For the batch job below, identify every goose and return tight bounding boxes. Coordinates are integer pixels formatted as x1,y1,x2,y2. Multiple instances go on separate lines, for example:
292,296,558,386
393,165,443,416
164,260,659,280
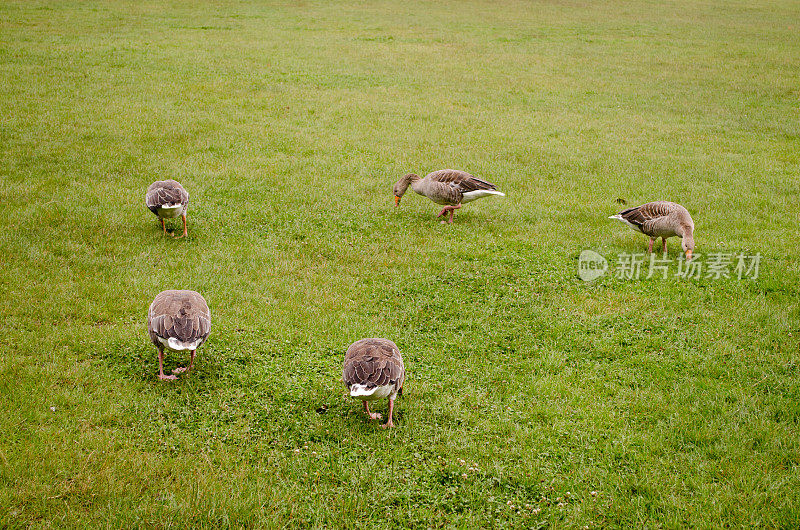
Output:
342,338,405,428
610,201,695,259
392,169,505,223
147,290,211,380
146,180,189,238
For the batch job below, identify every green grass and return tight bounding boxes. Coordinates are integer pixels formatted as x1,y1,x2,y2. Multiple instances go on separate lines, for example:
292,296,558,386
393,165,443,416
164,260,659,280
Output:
1,0,799,526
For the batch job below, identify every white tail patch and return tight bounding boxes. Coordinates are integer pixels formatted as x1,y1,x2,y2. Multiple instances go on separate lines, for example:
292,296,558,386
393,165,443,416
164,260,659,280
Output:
461,190,506,203
609,214,638,230
349,383,394,401
158,204,183,219
159,336,202,351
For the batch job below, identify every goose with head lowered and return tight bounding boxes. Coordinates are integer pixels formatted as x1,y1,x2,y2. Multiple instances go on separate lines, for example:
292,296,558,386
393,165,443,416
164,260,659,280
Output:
610,201,695,259
146,179,189,238
343,338,405,428
148,290,211,380
392,169,505,224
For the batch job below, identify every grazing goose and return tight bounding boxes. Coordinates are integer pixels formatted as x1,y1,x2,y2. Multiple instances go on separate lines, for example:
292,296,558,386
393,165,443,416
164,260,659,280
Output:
146,180,189,238
148,290,211,381
343,338,405,428
392,169,505,224
610,201,695,259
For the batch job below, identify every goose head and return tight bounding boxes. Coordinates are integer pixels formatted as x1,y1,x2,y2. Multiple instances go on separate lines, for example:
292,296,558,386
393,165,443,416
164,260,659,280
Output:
681,225,695,260
392,173,419,207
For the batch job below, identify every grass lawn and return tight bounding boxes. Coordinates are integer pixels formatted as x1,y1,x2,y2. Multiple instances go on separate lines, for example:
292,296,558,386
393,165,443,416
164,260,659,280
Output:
1,0,799,526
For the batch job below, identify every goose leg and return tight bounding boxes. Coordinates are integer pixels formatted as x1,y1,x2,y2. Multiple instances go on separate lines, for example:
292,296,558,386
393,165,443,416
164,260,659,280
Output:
381,399,395,429
363,401,382,421
438,203,462,224
661,237,667,254
173,213,187,239
172,350,196,375
160,218,166,235
158,348,177,381
647,238,654,253
446,203,462,224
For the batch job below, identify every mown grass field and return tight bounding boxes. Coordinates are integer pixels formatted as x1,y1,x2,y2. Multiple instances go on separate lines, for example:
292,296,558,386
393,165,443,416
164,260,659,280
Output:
1,0,799,527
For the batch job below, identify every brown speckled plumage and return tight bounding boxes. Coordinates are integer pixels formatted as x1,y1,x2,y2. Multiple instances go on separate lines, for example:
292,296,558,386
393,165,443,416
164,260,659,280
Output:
148,290,211,350
343,338,405,395
146,180,189,217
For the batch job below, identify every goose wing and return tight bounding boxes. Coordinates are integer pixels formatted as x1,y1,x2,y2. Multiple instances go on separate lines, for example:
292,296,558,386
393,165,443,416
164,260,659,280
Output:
343,338,405,393
615,201,681,235
148,290,211,346
427,169,498,193
146,180,189,213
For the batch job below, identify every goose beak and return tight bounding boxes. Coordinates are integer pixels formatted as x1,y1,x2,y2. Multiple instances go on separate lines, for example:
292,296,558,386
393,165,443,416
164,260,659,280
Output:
685,250,693,261
394,196,400,207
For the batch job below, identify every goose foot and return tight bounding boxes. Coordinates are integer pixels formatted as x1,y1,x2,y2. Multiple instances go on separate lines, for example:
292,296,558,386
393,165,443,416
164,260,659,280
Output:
172,351,196,375
363,401,382,421
158,373,177,381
